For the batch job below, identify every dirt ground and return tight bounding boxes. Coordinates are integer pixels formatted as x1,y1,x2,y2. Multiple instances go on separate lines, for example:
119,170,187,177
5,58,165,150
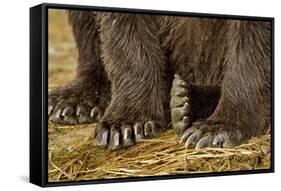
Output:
47,9,271,182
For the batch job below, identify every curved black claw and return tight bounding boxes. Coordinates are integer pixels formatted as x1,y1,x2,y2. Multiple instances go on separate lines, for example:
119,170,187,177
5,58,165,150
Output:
93,120,165,150
170,74,192,135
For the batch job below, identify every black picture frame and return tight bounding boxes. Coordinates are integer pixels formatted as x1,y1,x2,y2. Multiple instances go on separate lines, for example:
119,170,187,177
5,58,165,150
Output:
30,3,275,187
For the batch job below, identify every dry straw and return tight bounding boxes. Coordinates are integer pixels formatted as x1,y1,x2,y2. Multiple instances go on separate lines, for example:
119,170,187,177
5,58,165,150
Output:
48,123,271,182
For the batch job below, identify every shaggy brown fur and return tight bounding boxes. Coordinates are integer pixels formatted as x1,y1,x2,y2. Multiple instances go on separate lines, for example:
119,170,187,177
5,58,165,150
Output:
168,18,271,148
48,11,111,125
48,11,271,150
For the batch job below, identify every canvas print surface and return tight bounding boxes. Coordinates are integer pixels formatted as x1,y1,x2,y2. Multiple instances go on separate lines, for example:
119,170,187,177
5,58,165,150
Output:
48,8,272,182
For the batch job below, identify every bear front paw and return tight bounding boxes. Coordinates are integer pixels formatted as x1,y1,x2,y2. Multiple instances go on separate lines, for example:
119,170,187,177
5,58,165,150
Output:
93,120,165,150
180,120,242,149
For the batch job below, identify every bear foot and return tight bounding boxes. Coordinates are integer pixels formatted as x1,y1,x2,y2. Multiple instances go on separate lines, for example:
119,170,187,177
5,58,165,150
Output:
170,74,192,135
48,84,105,125
93,121,165,150
170,74,242,149
180,120,242,149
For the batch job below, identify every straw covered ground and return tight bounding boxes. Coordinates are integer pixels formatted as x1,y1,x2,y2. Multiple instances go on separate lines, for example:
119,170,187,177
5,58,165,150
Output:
48,9,271,182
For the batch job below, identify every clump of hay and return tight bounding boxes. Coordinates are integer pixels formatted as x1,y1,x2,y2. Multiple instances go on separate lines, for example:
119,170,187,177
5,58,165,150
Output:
48,123,271,182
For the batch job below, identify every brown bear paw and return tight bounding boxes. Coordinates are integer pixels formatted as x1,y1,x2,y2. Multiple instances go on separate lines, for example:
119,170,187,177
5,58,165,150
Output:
93,121,165,150
48,86,103,125
170,74,192,135
180,120,242,149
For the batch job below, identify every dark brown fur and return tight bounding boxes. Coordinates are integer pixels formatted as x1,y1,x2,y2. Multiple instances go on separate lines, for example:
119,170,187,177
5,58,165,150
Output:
48,11,111,124
48,11,271,150
167,18,271,147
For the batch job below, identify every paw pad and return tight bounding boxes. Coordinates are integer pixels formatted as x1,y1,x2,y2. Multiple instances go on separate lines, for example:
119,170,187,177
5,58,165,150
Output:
170,74,191,135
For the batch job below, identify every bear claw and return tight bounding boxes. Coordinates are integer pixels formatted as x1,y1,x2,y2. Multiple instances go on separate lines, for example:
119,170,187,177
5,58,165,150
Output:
93,120,164,150
180,123,241,149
